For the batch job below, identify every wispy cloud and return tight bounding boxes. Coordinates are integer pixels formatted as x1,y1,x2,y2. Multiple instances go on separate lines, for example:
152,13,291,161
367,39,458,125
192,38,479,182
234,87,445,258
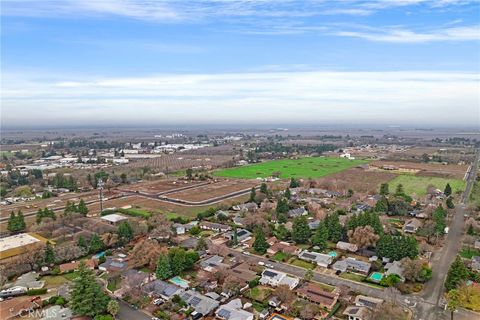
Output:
335,24,480,43
2,70,478,126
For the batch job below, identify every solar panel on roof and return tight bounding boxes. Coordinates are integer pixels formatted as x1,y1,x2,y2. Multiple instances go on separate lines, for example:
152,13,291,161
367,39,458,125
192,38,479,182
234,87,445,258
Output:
263,270,277,277
190,296,202,306
217,309,231,319
237,230,247,236
183,293,192,300
349,308,359,314
302,253,317,260
164,286,177,296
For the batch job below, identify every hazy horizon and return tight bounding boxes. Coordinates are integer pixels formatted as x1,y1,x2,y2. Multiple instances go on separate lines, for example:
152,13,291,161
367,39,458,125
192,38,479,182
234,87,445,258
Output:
1,1,480,127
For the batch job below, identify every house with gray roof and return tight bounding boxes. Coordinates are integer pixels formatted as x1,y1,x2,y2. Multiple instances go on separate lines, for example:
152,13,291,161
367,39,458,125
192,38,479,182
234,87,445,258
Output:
98,259,127,272
298,250,333,268
332,257,371,275
181,290,220,316
287,207,308,218
142,280,184,300
224,228,252,243
215,298,254,320
385,260,405,282
259,269,299,289
200,255,225,272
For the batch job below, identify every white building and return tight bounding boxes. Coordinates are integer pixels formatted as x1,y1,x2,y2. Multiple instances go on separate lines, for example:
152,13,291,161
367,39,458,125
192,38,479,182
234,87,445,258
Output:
259,269,299,290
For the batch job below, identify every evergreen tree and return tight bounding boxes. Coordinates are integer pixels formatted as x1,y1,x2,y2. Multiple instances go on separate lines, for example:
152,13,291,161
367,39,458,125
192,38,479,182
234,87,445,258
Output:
7,211,16,232
16,210,26,231
71,262,109,317
276,198,289,214
433,205,447,235
395,184,404,195
375,196,388,213
444,183,452,197
380,183,389,195
117,221,134,245
289,178,300,188
324,212,344,242
446,196,455,209
311,221,328,250
89,234,105,254
169,248,186,275
156,254,172,280
253,227,269,254
7,210,26,232
445,256,469,291
284,188,291,200
77,235,88,250
249,187,256,203
77,199,89,215
44,242,55,264
292,216,311,244
376,235,418,261
232,225,238,246
260,183,268,195
275,224,289,240
120,173,127,184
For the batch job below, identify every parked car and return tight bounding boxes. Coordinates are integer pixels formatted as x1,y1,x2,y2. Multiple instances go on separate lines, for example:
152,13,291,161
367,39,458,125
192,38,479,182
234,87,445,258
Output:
153,298,164,306
258,261,265,266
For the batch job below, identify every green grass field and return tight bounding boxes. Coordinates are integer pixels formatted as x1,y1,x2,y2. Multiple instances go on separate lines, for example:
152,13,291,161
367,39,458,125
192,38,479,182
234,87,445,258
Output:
215,157,367,179
389,175,465,197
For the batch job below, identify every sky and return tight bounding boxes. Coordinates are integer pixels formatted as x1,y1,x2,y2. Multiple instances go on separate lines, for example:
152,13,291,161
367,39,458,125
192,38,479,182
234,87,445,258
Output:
1,0,479,128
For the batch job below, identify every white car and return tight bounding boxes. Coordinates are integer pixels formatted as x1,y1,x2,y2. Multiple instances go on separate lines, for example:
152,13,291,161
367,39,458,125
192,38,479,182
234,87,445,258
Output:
258,261,265,266
266,264,274,269
242,251,250,255
153,298,164,306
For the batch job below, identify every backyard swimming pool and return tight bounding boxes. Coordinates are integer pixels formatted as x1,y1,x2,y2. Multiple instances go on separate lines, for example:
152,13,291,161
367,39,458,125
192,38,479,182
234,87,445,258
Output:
169,276,190,288
328,251,337,258
368,272,384,282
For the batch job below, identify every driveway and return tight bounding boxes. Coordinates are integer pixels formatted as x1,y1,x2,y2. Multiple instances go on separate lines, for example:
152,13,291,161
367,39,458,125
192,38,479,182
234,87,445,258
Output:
117,300,152,320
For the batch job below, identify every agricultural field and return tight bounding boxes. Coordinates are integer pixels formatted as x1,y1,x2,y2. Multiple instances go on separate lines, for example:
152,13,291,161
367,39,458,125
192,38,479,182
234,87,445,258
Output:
315,168,396,194
165,179,258,202
215,157,367,179
117,178,205,195
371,160,468,179
125,154,234,172
389,175,465,197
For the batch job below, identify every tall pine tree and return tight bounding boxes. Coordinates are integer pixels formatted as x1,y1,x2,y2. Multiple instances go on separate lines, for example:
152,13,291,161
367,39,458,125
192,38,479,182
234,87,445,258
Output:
71,262,109,317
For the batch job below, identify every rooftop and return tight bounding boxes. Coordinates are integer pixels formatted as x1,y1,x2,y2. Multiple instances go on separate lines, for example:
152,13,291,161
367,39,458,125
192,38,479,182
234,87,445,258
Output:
100,213,129,223
0,233,48,260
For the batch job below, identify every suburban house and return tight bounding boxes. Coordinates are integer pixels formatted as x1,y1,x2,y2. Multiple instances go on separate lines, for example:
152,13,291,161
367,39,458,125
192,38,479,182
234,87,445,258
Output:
471,256,480,272
296,282,339,310
59,259,96,273
267,242,300,256
122,269,150,289
233,203,258,212
475,239,480,250
385,261,406,282
266,236,279,246
0,296,42,320
200,255,226,272
100,213,129,226
287,207,308,218
224,229,252,243
259,269,299,290
98,258,127,272
215,298,254,320
228,263,258,285
200,222,231,233
336,241,359,253
354,295,384,310
181,290,220,316
332,258,371,275
403,218,423,234
142,280,184,300
298,250,333,268
343,306,369,320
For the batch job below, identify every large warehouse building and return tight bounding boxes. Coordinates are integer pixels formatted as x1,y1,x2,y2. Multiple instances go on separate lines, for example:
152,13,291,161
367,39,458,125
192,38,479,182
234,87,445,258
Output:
0,233,49,261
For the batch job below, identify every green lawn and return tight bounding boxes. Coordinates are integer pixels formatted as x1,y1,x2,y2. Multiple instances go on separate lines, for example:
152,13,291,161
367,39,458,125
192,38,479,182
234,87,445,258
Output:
215,157,367,179
339,272,366,282
63,271,81,281
119,207,152,218
272,252,288,262
107,277,121,292
289,258,315,270
245,287,272,302
42,275,69,286
389,175,465,197
459,246,480,259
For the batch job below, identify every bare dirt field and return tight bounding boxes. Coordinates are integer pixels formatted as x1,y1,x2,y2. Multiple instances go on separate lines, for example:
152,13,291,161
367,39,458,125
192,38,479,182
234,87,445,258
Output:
125,154,235,172
117,179,205,195
315,168,396,194
370,161,468,179
165,179,258,202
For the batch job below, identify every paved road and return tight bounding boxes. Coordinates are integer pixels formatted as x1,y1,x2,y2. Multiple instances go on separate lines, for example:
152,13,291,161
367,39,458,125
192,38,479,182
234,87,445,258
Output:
117,300,152,320
412,149,480,320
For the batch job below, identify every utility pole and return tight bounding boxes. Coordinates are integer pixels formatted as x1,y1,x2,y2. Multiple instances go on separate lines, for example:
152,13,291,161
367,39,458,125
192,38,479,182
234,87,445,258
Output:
97,178,104,215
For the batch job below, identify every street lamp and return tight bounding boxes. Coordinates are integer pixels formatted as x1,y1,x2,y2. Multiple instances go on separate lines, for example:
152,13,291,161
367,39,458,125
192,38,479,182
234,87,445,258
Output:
97,178,104,214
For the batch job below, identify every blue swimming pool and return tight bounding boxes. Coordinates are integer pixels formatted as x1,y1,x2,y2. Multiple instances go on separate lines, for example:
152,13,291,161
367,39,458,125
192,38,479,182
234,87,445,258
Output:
328,251,337,258
368,272,384,282
169,276,190,288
